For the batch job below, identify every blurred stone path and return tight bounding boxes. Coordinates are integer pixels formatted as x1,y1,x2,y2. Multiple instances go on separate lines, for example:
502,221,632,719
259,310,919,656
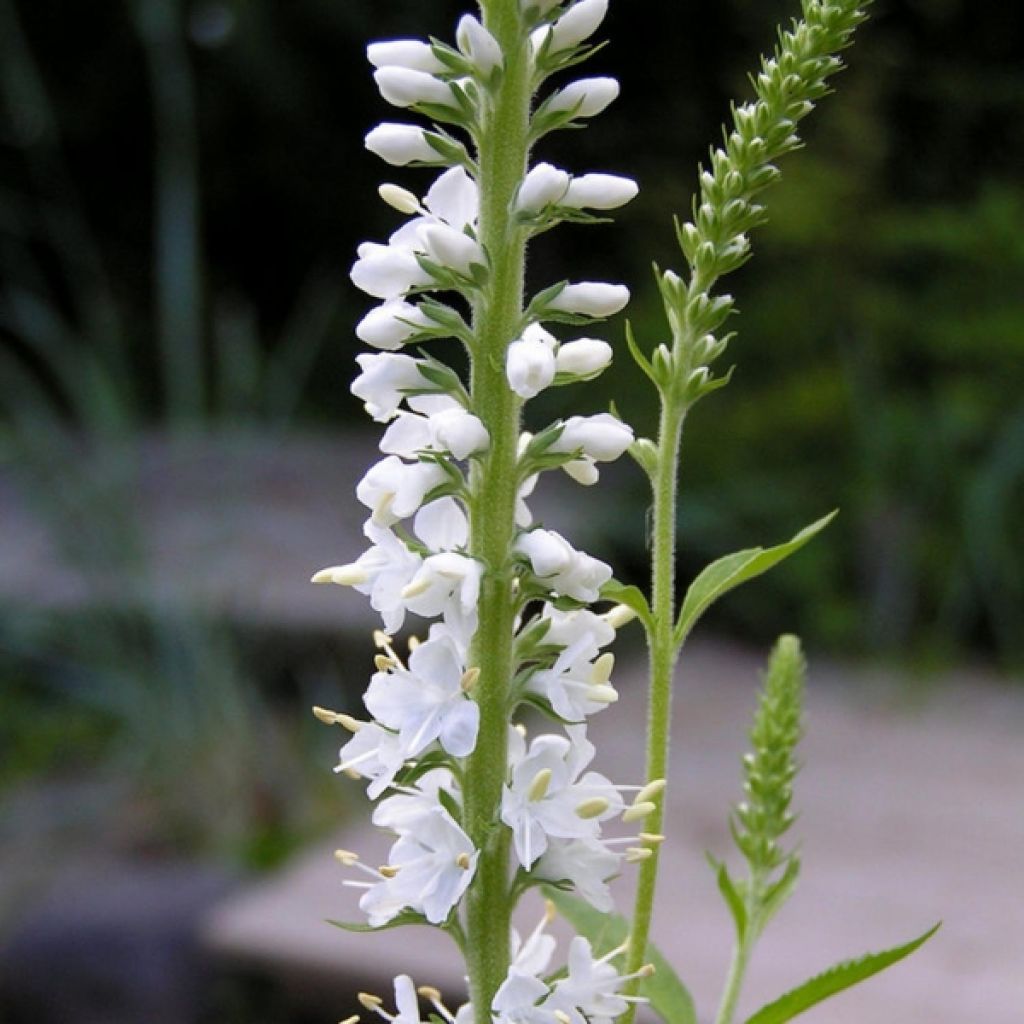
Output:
204,639,1024,1024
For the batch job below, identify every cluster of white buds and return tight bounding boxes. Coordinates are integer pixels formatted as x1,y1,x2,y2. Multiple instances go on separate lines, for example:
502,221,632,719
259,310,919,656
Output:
314,2,658,1020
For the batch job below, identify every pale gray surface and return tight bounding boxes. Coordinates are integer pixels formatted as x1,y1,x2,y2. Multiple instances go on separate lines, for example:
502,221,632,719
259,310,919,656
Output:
203,640,1024,1024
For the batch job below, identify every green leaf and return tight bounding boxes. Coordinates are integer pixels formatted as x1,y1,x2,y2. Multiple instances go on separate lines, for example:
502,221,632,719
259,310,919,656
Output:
544,889,698,1024
328,911,431,934
674,511,837,648
708,854,747,940
743,924,940,1024
600,579,654,632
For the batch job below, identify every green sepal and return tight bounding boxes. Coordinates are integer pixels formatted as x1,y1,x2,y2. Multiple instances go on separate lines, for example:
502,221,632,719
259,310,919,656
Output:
436,786,463,825
708,853,747,941
625,320,659,387
757,854,801,934
599,578,654,632
515,691,583,727
743,924,940,1024
328,911,431,934
673,511,837,649
544,889,698,1024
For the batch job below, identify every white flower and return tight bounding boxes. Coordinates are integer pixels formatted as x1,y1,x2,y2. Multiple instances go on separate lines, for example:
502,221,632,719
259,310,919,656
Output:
515,163,571,213
356,299,435,350
549,937,634,1024
545,0,609,53
414,496,469,551
381,404,490,461
357,455,449,526
420,222,485,276
516,529,612,603
312,521,422,634
501,729,621,868
386,975,428,1024
547,77,620,118
365,123,442,166
549,282,630,317
535,837,621,912
457,15,503,74
351,241,433,300
364,630,479,758
528,633,617,721
506,325,557,398
351,352,427,421
402,551,483,645
374,67,458,109
563,173,639,211
335,721,409,799
539,604,617,650
551,413,634,462
492,970,559,1024
555,338,612,376
373,768,457,834
367,39,446,74
359,808,478,926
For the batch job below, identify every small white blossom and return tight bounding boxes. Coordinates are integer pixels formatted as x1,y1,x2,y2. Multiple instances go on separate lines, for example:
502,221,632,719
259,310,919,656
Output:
374,66,458,109
373,768,457,834
507,324,557,398
420,222,484,276
516,163,571,213
351,351,427,421
563,173,639,211
492,971,560,1024
549,282,630,317
402,551,483,645
547,77,620,118
516,529,612,603
545,0,609,53
357,455,449,526
351,241,433,300
540,604,617,650
535,837,621,912
356,299,435,350
381,404,490,461
551,413,634,462
457,15,503,75
555,338,612,376
367,39,446,74
364,629,479,758
549,937,636,1024
365,123,441,166
501,729,621,868
528,633,617,721
414,496,469,552
360,808,478,926
336,721,408,799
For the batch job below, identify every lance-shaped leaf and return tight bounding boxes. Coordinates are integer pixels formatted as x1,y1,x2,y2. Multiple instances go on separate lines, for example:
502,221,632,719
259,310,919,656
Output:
328,911,432,933
544,888,698,1024
743,924,940,1024
673,512,837,649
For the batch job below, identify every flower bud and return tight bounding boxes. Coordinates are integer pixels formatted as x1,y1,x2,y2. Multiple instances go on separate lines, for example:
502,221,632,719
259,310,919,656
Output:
548,0,609,52
553,413,634,461
373,67,456,109
355,300,433,350
555,338,612,376
456,15,503,75
547,77,620,118
365,123,439,166
563,173,639,211
367,39,446,74
516,163,571,213
421,223,484,275
506,326,557,399
549,282,630,317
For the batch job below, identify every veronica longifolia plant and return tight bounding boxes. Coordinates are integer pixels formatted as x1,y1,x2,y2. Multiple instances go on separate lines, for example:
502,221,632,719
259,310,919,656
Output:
312,2,937,1022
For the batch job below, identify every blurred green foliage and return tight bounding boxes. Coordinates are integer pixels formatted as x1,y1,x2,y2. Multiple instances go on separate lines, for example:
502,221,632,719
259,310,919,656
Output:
0,0,1021,672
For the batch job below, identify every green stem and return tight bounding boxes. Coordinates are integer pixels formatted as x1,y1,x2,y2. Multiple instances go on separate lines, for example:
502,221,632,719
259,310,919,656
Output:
714,933,753,1024
464,0,532,1015
621,398,686,1021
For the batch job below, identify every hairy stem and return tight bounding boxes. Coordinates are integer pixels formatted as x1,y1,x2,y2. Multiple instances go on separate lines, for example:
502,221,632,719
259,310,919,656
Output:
621,398,685,1021
464,0,532,1014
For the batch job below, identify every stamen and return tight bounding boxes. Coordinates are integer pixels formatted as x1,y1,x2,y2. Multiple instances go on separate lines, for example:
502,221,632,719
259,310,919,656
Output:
312,706,340,725
461,666,481,693
374,654,396,672
623,801,657,823
636,778,667,803
337,714,363,733
456,852,472,870
357,994,383,1009
418,987,455,1024
587,684,619,704
553,1012,572,1024
590,652,615,685
598,940,629,963
373,630,393,649
343,768,362,780
604,603,637,629
334,849,359,867
338,1016,361,1024
311,564,368,586
639,832,666,845
417,987,442,1002
401,577,432,599
378,183,422,215
378,865,400,878
408,635,421,651
625,847,653,863
514,723,527,737
527,768,553,802
575,796,610,819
